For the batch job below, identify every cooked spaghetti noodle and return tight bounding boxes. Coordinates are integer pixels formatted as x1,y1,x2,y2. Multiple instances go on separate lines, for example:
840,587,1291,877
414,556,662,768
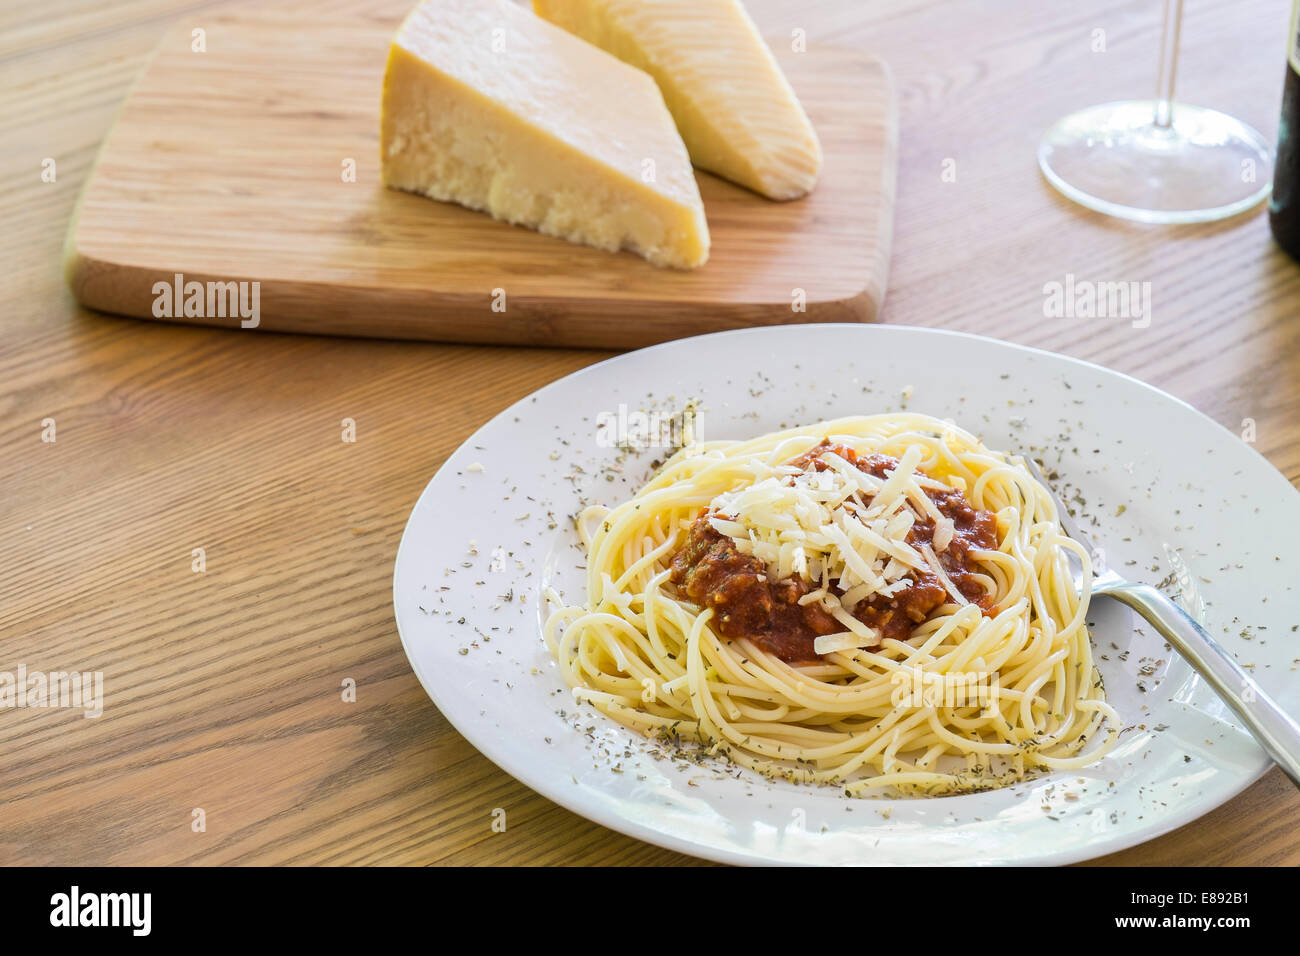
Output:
545,413,1118,795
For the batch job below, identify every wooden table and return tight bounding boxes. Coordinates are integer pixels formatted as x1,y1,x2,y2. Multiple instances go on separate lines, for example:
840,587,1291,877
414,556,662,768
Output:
3,0,1297,866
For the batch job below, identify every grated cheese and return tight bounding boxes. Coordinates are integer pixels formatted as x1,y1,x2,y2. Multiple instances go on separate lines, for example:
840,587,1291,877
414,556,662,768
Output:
813,631,876,656
707,443,971,615
920,542,971,606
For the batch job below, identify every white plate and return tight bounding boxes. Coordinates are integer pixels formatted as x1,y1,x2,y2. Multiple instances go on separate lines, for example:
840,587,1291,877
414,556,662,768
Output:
393,325,1300,865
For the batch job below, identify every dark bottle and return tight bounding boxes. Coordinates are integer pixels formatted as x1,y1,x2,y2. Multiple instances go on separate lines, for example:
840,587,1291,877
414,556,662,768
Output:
1271,3,1300,260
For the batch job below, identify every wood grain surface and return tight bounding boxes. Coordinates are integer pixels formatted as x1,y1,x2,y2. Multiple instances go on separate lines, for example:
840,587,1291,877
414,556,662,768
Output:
64,0,896,348
2,0,1299,866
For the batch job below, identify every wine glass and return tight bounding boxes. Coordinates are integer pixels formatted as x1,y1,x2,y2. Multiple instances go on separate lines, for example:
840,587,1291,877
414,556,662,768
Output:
1038,0,1273,224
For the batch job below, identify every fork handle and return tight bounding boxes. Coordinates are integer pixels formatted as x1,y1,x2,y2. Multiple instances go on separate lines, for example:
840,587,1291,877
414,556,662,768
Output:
1102,583,1300,788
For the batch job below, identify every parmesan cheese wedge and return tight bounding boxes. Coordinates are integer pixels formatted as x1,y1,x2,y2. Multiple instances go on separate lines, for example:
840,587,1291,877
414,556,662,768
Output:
381,0,710,269
533,0,823,200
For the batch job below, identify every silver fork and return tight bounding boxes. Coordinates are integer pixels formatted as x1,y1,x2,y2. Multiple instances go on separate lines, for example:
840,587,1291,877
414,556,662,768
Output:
1025,458,1300,787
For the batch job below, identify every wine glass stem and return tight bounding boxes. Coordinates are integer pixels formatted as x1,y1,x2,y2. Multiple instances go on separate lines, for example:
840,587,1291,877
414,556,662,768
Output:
1154,0,1184,128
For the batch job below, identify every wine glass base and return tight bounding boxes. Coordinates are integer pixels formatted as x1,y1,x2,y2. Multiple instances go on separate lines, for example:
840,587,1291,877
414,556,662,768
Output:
1038,100,1273,224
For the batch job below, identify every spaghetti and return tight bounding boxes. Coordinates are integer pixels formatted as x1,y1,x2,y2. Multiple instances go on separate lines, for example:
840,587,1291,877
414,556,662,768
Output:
545,413,1119,795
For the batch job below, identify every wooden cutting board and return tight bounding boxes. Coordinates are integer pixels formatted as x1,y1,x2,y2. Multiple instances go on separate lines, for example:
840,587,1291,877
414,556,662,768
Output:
65,0,897,349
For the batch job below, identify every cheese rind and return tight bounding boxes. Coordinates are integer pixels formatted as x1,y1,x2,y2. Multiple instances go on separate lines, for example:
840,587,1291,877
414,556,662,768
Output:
533,0,822,201
381,0,709,268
